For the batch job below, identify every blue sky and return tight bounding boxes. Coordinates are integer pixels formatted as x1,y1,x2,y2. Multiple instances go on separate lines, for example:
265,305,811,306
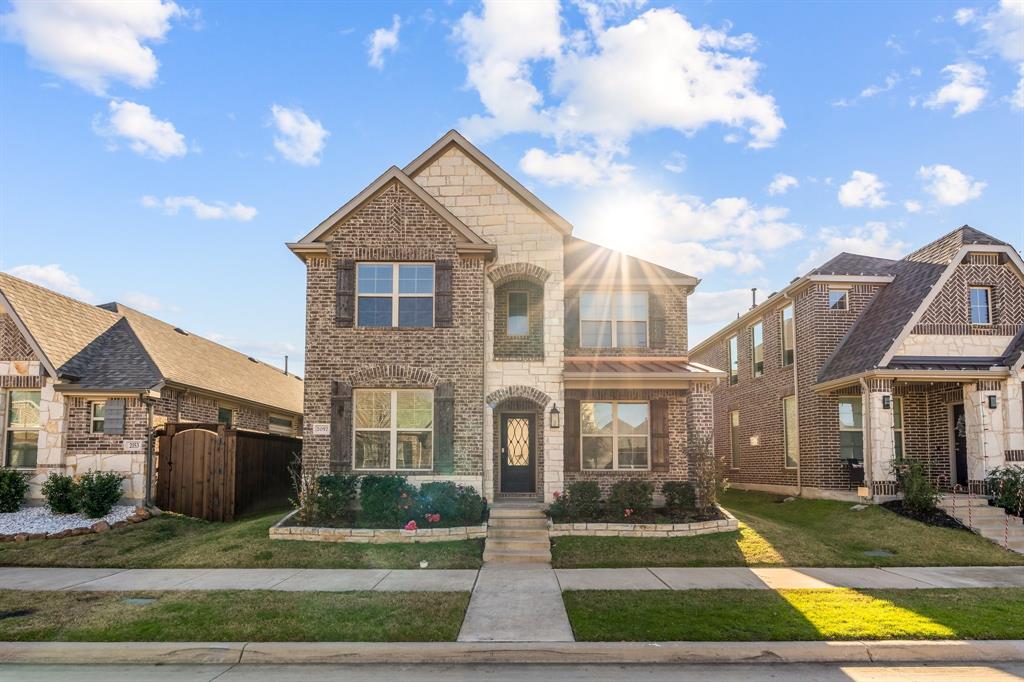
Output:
1,0,1022,375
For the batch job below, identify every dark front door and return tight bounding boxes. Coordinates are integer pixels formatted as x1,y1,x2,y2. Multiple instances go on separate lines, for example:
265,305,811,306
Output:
952,403,968,487
500,413,535,493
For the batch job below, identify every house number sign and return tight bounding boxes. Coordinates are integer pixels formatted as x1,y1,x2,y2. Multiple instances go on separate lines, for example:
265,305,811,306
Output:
123,440,145,453
312,423,331,436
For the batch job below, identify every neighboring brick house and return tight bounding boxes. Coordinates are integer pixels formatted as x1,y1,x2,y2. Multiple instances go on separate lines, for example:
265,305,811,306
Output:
690,226,1024,502
0,273,304,503
289,130,722,503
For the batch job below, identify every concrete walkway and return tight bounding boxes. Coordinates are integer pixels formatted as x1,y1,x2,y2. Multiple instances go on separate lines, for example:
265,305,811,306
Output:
458,564,573,642
0,565,1020,593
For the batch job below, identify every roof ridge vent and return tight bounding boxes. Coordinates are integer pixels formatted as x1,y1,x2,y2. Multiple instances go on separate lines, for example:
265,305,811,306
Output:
173,327,189,336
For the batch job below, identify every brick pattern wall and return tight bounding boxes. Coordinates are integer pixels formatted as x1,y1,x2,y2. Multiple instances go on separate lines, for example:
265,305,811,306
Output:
914,259,1024,335
493,280,544,360
564,387,691,495
301,180,485,478
0,314,35,361
565,283,689,357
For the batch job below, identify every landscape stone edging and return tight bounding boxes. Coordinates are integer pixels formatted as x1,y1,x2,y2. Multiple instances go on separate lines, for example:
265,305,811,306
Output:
0,507,153,543
269,510,488,544
548,505,739,538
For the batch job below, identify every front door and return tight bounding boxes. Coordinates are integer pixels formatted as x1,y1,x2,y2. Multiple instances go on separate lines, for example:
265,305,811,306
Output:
952,403,968,487
500,413,535,493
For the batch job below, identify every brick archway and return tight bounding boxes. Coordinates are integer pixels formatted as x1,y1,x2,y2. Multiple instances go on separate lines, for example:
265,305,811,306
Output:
487,262,551,289
347,364,442,387
486,385,551,409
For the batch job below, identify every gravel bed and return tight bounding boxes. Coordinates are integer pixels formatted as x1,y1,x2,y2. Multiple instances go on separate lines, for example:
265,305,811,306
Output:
0,505,136,535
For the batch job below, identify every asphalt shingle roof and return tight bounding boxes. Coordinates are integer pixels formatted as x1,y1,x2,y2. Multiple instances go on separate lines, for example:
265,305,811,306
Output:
810,252,897,277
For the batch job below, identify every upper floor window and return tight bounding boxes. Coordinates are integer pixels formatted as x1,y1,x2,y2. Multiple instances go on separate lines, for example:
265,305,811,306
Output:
353,389,433,470
507,291,529,336
580,292,648,348
750,321,764,378
729,410,741,469
581,401,650,470
838,397,863,461
781,304,795,366
90,402,105,434
969,287,991,325
828,288,848,311
5,390,40,468
357,263,434,328
727,335,739,385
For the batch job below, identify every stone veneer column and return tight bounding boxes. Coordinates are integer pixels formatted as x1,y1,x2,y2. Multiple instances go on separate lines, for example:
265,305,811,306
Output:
864,378,896,492
1002,374,1023,461
964,381,1007,481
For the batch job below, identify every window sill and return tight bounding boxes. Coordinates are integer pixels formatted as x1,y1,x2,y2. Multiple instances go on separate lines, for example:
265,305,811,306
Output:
580,468,653,474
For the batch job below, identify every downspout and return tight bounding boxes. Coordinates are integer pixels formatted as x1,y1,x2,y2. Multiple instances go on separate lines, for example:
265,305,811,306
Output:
859,377,872,500
140,394,155,508
783,293,801,496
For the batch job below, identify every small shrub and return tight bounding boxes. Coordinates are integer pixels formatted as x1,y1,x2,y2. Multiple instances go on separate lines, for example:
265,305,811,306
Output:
454,485,486,525
987,466,1024,516
662,481,696,514
75,471,125,518
608,479,653,520
289,457,319,526
416,481,460,525
42,473,77,514
895,461,939,515
547,490,570,522
359,474,415,527
689,432,720,512
0,469,29,513
315,473,359,523
565,481,602,521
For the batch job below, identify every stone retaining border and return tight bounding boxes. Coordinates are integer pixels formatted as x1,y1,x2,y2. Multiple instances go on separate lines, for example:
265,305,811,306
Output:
549,505,739,538
269,510,487,544
0,507,153,543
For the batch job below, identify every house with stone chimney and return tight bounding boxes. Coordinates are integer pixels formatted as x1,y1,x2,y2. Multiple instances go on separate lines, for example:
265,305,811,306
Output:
690,226,1024,502
288,130,721,508
0,273,304,503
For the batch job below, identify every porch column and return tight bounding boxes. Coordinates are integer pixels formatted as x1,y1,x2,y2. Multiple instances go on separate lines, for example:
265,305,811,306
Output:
964,380,1007,484
864,378,896,495
1004,376,1024,461
483,402,495,501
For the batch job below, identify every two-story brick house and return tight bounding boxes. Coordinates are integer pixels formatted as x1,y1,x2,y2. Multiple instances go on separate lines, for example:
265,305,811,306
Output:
690,226,1024,501
289,131,721,503
0,273,304,503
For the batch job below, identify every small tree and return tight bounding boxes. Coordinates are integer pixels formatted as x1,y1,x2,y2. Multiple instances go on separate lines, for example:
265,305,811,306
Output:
689,432,719,512
894,461,939,514
288,454,320,526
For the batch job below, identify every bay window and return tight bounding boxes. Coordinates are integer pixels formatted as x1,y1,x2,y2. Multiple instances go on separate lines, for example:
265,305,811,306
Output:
581,401,649,470
357,263,434,328
354,389,433,470
580,292,648,348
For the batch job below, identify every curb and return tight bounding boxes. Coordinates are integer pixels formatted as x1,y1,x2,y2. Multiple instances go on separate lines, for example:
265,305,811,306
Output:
0,640,1021,665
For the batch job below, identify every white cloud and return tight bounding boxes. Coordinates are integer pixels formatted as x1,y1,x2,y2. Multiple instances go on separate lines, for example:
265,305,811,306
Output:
798,223,908,272
838,170,889,208
924,62,987,116
270,104,329,166
95,100,187,160
904,199,923,213
976,0,1024,63
860,72,900,98
7,264,93,300
954,8,977,25
367,14,401,69
688,288,755,325
1013,64,1024,109
141,195,257,221
917,164,986,206
120,292,164,313
454,3,784,157
519,147,633,186
0,0,184,94
766,173,799,196
662,152,686,173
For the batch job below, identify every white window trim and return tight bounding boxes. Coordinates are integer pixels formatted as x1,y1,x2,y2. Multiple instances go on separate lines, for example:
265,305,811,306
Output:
782,395,798,469
969,286,992,326
4,388,41,469
581,400,651,471
507,290,530,336
268,414,294,435
827,286,850,311
781,304,795,366
353,389,433,471
355,262,435,328
729,410,741,469
217,406,235,428
727,335,739,385
90,401,105,434
837,396,864,460
750,321,764,378
579,291,649,349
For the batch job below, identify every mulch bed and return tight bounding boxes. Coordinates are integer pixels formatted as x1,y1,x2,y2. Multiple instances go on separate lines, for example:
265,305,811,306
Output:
549,509,725,525
881,500,967,530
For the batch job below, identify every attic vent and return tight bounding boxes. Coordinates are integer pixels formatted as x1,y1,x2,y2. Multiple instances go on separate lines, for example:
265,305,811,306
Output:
173,327,189,336
248,356,259,363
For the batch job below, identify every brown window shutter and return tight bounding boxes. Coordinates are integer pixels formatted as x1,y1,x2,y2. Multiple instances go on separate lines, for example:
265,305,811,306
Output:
564,398,580,472
103,399,125,435
435,259,453,328
434,382,455,474
331,381,353,470
649,292,666,349
651,398,669,471
336,260,355,327
564,295,580,349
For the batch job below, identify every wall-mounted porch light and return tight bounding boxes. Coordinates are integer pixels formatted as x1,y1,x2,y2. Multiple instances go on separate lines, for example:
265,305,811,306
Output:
550,403,560,429
988,394,998,410
882,395,892,410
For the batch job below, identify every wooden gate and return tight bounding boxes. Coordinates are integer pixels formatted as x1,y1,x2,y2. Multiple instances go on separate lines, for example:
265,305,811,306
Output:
155,423,299,522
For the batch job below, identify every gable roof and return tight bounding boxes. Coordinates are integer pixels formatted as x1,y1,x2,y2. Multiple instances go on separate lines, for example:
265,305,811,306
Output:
810,252,897,277
288,165,492,260
904,224,1008,265
403,130,573,236
564,237,699,286
0,273,303,415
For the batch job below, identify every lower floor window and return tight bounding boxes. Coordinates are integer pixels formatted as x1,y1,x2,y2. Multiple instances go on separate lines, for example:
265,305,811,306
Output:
354,389,433,470
782,396,798,469
838,396,863,461
892,396,904,462
269,415,293,435
581,401,649,470
5,390,40,468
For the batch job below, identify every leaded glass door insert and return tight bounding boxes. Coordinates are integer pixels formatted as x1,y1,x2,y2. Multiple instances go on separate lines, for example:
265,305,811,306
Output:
500,413,536,493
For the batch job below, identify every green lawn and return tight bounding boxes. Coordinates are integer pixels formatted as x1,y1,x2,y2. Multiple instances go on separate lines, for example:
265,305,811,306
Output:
0,510,483,569
564,588,1024,641
551,489,1024,568
0,589,468,641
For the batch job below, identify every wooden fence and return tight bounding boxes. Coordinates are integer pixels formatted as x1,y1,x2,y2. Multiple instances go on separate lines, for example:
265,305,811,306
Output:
155,423,300,522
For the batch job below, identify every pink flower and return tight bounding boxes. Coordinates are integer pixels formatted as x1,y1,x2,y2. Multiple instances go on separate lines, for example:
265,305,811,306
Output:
553,491,562,499
425,513,441,523
404,520,417,531
624,508,634,518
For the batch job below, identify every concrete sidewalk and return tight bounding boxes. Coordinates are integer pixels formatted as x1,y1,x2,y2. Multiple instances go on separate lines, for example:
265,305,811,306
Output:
458,565,573,642
0,565,1020,592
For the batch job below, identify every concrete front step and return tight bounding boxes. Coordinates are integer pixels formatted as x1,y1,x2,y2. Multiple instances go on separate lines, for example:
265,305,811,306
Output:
489,507,546,519
488,517,549,530
482,548,552,563
938,496,992,508
484,538,551,552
